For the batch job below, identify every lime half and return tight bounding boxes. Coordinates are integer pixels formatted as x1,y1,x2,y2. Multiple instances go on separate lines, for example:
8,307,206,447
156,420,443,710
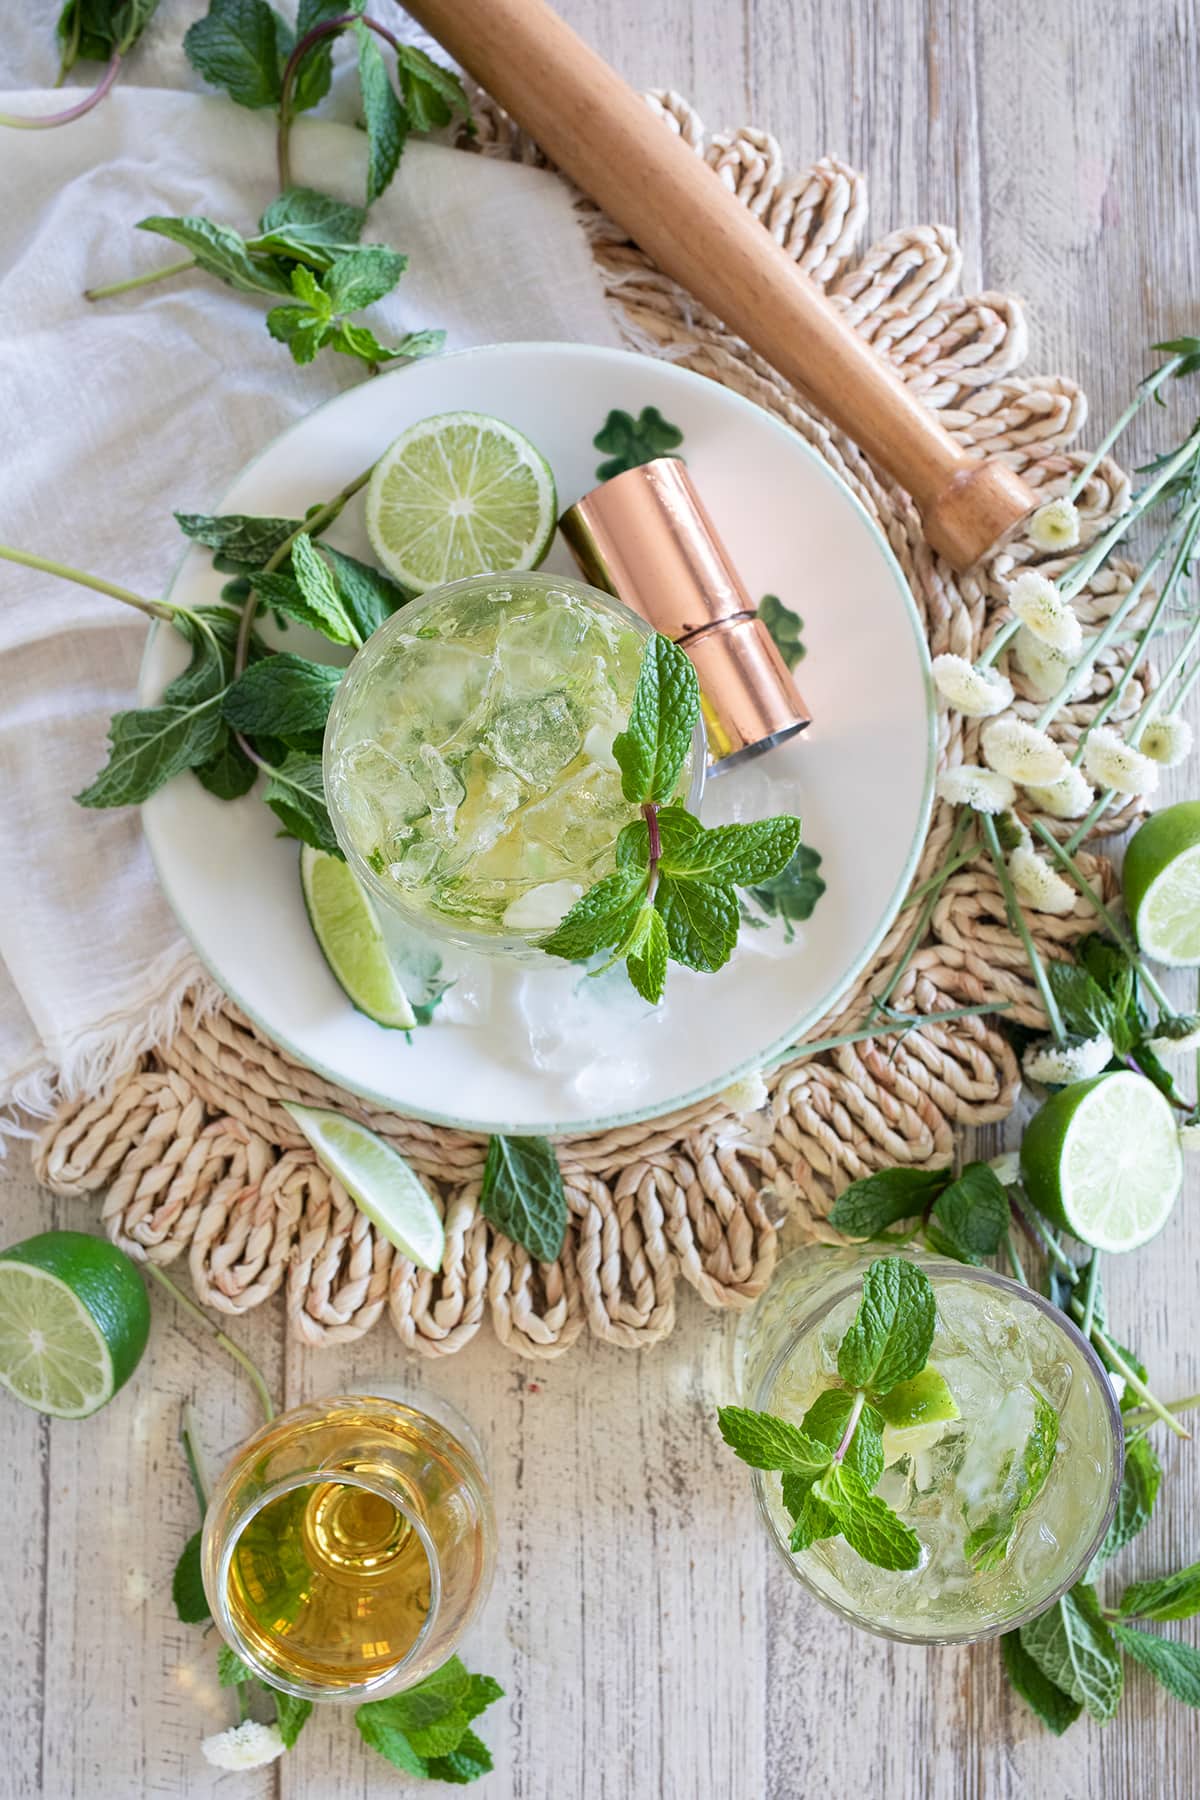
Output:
1124,801,1200,967
1020,1070,1182,1252
0,1231,149,1418
283,1103,445,1271
301,846,416,1029
365,411,557,591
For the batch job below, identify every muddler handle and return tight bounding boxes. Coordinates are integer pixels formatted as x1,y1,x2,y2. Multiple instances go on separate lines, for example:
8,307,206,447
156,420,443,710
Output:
404,0,1037,570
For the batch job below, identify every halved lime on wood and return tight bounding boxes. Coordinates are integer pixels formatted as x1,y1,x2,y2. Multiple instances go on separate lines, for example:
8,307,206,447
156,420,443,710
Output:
1123,801,1200,967
301,846,416,1030
365,411,557,591
283,1103,445,1271
0,1231,150,1418
1020,1070,1182,1252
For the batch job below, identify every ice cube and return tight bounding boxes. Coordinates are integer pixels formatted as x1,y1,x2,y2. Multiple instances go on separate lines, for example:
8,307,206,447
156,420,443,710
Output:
496,596,604,694
582,724,621,772
449,754,525,865
486,693,584,788
414,744,465,842
373,636,494,747
501,879,584,934
330,743,428,851
386,839,441,887
520,763,635,872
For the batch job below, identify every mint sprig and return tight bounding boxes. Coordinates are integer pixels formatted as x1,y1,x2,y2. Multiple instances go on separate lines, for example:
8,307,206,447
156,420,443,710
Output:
543,634,802,1003
718,1256,941,1573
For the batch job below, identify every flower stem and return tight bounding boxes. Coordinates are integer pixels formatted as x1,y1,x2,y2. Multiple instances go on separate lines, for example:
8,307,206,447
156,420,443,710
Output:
1129,612,1200,742
778,1001,1010,1066
905,839,982,901
85,257,196,302
980,813,1067,1043
1123,1390,1200,1431
1059,425,1200,602
0,52,122,128
180,1402,210,1512
833,1389,867,1463
1079,1313,1190,1439
0,543,176,621
1004,1228,1029,1286
1028,819,1174,1013
144,1263,275,1423
1067,354,1183,502
1080,1251,1102,1340
871,811,972,1014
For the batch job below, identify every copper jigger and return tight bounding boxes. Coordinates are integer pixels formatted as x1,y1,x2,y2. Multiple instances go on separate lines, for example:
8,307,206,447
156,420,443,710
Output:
560,458,810,773
403,0,1038,570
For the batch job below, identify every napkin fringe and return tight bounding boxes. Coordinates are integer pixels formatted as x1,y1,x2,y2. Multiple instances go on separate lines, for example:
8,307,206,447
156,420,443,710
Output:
0,958,224,1154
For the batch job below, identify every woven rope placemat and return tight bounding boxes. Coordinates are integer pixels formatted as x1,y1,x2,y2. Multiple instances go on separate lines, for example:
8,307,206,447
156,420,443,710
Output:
32,93,1150,1359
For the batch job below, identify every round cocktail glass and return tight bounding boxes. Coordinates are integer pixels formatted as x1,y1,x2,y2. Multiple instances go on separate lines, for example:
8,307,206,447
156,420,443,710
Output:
323,571,705,953
201,1395,496,1701
734,1247,1123,1644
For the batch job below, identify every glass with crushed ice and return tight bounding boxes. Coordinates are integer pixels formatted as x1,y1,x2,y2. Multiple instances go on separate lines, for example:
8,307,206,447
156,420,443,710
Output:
324,573,704,951
734,1247,1122,1643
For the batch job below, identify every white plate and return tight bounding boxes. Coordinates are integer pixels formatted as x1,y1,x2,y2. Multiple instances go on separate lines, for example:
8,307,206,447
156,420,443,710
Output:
143,343,934,1135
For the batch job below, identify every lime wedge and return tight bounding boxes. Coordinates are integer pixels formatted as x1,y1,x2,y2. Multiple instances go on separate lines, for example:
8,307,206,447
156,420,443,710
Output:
283,1103,445,1271
301,846,416,1029
875,1368,959,1432
1020,1070,1182,1252
1123,801,1200,967
365,411,557,592
0,1231,149,1418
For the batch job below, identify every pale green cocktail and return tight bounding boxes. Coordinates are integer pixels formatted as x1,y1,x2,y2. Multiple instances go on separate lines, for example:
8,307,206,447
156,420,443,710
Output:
735,1247,1122,1643
324,572,701,950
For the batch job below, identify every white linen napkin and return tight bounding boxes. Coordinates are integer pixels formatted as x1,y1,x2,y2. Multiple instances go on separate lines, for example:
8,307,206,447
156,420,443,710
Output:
0,66,620,1136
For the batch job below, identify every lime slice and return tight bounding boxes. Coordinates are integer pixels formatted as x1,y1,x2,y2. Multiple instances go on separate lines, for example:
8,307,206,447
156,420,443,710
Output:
1123,801,1200,967
0,1231,149,1418
283,1103,445,1271
365,411,557,592
875,1368,959,1432
301,846,416,1029
1020,1070,1182,1252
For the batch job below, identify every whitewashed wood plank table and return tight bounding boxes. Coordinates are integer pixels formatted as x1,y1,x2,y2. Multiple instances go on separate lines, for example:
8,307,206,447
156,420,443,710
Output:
4,1,1200,1795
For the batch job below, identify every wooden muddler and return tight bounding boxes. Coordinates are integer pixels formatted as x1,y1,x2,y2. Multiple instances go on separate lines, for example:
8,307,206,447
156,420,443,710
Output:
404,0,1037,570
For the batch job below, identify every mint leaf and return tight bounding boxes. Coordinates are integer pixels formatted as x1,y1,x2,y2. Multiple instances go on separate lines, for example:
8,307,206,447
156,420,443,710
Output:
656,875,740,972
1112,1623,1200,1706
332,321,445,368
874,1367,957,1431
786,1486,836,1552
393,42,471,132
836,1257,936,1395
716,1406,834,1481
217,1644,253,1686
612,634,699,805
827,1167,950,1239
800,1388,885,1487
289,533,361,645
657,815,802,887
758,593,805,670
172,1530,210,1623
289,0,348,114
1120,1561,1200,1622
263,752,340,853
744,843,826,937
138,215,292,298
184,0,289,108
58,0,160,68
1045,960,1130,1056
462,1674,505,1722
426,1727,494,1784
1019,1584,1123,1723
811,1463,922,1571
320,545,410,634
223,654,341,751
355,1708,427,1776
1000,1631,1083,1735
480,1135,568,1263
254,185,367,259
274,1691,314,1747
356,19,408,204
541,868,649,962
593,406,684,480
76,694,224,808
625,904,669,1003
176,509,301,570
965,1390,1059,1570
194,730,258,799
928,1162,1011,1264
1093,1432,1162,1565
324,245,408,312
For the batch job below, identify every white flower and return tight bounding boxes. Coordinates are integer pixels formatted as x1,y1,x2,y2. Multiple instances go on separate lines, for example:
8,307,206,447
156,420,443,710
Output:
1023,1033,1114,1084
1148,1019,1200,1057
1022,764,1095,820
931,654,1014,717
981,715,1071,785
202,1722,287,1771
1028,496,1082,552
1014,626,1073,702
988,1151,1022,1186
1081,725,1160,797
720,1069,770,1114
1180,1122,1200,1153
1108,1371,1127,1405
936,765,1016,814
1141,714,1194,767
1008,846,1076,916
1008,571,1083,656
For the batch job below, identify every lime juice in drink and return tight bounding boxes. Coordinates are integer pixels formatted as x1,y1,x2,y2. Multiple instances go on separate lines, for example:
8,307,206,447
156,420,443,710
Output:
325,572,700,948
735,1248,1122,1643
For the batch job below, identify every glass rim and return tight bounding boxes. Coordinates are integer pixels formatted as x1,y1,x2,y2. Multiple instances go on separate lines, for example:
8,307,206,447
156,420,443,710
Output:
749,1255,1125,1647
322,568,708,954
210,1466,443,1704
